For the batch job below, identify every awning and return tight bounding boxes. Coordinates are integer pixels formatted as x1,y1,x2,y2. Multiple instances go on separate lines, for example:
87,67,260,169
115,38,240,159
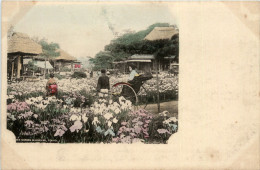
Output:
127,60,151,63
113,61,127,64
23,58,32,64
34,61,53,69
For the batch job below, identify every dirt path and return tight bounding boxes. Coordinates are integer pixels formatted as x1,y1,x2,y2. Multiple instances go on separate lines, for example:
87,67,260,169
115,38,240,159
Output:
144,100,178,118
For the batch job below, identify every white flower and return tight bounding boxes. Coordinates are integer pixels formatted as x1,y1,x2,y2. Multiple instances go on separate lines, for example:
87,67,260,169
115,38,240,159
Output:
112,118,118,123
107,121,112,127
70,114,81,121
114,108,120,114
159,111,169,117
100,89,108,94
169,117,178,122
121,104,127,110
125,100,132,108
92,117,100,126
119,96,126,104
36,96,43,101
82,114,88,123
33,114,38,119
104,113,113,120
163,117,178,124
8,95,14,99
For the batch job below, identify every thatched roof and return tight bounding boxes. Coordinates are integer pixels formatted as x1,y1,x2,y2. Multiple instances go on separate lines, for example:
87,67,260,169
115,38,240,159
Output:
144,27,178,41
54,49,77,61
8,32,43,55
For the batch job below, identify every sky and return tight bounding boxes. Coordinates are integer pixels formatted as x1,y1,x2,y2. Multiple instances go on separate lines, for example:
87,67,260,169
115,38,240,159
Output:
13,2,178,59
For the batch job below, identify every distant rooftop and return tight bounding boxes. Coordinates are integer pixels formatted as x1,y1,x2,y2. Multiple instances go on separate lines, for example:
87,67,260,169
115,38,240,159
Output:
144,27,178,41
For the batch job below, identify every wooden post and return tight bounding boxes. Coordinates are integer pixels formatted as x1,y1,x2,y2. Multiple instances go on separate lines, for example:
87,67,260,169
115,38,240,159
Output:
11,61,14,80
156,60,160,113
32,58,35,76
17,56,21,78
44,57,47,79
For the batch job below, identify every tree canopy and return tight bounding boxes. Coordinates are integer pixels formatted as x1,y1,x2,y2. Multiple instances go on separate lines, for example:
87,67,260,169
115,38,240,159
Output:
38,39,60,59
89,51,114,70
91,23,179,69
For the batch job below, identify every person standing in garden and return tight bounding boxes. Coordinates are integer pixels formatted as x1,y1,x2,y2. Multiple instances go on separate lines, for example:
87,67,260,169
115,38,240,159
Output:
96,69,110,97
46,73,58,97
90,70,93,78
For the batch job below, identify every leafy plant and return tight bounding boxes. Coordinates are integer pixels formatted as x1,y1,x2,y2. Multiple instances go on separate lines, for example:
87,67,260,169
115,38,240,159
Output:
71,72,87,79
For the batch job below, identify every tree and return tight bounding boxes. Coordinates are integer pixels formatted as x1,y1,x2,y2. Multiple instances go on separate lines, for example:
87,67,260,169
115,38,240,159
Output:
38,39,60,59
37,39,60,77
89,51,114,71
104,23,172,62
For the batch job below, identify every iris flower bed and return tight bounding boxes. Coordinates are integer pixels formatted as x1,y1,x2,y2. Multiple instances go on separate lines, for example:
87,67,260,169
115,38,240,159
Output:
7,73,178,143
7,73,178,104
7,95,178,143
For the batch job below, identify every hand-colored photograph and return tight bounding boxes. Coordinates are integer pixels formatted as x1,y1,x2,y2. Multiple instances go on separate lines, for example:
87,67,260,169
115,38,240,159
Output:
6,2,179,143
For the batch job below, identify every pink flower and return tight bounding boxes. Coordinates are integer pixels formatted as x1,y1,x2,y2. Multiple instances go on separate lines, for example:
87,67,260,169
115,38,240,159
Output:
134,126,141,134
54,129,65,137
130,133,136,137
70,120,83,132
121,122,127,126
25,120,34,127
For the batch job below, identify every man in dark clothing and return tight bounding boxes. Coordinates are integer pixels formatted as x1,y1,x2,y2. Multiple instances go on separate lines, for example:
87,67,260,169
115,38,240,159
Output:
96,69,110,92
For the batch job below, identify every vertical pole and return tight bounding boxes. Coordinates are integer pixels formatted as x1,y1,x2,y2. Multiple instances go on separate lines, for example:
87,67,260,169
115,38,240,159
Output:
44,57,47,79
124,62,126,75
17,56,21,78
11,61,14,80
156,60,160,113
32,57,35,76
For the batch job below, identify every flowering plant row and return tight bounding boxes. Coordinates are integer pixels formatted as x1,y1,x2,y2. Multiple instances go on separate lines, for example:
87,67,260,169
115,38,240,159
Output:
7,74,178,104
7,95,178,143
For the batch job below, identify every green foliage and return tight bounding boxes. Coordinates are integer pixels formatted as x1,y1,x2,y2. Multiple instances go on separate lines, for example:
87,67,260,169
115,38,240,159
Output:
89,51,114,70
108,23,170,46
45,73,65,80
59,67,71,72
27,61,38,72
71,71,87,79
38,39,60,59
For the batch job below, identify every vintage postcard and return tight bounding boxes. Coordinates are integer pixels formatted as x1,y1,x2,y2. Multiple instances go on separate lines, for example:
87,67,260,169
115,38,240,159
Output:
1,1,259,170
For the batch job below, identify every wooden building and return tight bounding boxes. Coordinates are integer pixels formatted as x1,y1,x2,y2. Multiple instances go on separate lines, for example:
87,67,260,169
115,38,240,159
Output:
52,49,77,72
144,26,178,41
7,32,43,80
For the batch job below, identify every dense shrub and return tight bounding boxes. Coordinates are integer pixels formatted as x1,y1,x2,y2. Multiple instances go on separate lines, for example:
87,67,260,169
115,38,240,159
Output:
45,73,65,80
71,72,87,79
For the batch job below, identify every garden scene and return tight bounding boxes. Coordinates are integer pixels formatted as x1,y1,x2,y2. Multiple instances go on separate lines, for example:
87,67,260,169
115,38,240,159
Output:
7,5,179,144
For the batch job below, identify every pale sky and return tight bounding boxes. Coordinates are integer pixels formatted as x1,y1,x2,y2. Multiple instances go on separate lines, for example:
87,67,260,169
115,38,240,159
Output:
14,3,178,58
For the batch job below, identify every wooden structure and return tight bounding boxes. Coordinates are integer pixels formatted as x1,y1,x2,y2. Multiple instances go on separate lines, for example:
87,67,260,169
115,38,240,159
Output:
126,54,154,73
144,26,178,41
144,26,179,112
52,49,77,72
114,54,176,73
7,32,43,80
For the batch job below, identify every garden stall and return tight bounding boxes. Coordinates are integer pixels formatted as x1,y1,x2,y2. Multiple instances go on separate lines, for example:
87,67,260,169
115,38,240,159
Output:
7,32,43,81
126,54,155,73
52,49,77,72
